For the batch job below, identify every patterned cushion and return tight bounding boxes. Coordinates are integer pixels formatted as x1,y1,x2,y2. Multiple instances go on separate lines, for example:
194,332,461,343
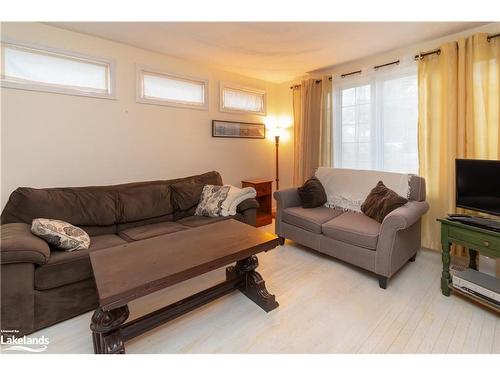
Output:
31,218,90,252
195,185,230,217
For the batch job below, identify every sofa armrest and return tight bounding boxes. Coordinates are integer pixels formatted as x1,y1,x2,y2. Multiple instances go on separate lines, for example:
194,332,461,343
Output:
381,201,430,232
273,188,301,210
235,198,259,227
236,198,259,212
375,201,429,277
273,188,301,237
1,223,50,265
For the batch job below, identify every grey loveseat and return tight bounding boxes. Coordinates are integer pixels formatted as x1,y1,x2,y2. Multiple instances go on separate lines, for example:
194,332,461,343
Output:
274,172,429,288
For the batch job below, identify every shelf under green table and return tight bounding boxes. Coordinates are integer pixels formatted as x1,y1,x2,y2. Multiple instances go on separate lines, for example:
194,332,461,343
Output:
438,218,500,311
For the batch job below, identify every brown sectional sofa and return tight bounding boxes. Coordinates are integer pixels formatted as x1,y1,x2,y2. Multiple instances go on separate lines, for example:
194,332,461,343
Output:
0,171,258,336
274,174,429,288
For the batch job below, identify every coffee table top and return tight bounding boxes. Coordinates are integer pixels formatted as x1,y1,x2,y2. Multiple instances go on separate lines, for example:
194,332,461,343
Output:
90,219,278,310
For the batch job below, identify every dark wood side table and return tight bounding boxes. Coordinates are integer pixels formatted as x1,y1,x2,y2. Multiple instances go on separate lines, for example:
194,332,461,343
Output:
438,218,500,313
242,179,273,227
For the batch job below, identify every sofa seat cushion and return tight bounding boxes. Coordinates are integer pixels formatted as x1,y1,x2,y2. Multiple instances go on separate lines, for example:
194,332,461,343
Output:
34,234,127,290
282,206,343,234
176,215,233,228
118,222,188,241
322,212,381,250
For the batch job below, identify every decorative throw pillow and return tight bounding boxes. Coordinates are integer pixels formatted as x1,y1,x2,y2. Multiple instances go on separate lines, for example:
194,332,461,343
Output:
170,182,205,211
361,181,408,223
195,185,231,217
31,218,90,251
297,176,327,208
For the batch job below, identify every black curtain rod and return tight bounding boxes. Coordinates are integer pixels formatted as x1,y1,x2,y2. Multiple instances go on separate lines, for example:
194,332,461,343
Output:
289,76,332,89
374,60,400,70
414,32,498,61
414,48,441,61
341,70,362,78
291,32,499,89
487,32,500,42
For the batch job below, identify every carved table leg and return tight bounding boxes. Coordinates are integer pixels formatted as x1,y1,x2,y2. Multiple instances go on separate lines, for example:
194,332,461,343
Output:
90,305,129,354
441,241,451,296
226,255,279,312
468,249,478,270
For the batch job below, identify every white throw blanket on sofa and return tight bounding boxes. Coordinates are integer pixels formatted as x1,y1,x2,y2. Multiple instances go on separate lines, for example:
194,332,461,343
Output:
220,185,257,217
315,167,411,212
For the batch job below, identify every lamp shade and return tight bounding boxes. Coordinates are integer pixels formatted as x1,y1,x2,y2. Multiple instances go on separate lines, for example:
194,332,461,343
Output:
269,126,285,139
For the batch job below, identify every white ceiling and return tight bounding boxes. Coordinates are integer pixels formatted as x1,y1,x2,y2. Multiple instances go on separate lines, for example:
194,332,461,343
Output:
49,22,486,83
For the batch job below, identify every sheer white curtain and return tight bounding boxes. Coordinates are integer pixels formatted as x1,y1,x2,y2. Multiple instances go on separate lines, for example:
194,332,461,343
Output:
3,45,109,92
222,87,264,112
143,73,205,104
333,64,418,174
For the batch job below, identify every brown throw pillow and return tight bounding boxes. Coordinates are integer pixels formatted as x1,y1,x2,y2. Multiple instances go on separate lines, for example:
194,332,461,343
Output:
170,182,205,212
361,181,408,223
297,176,327,208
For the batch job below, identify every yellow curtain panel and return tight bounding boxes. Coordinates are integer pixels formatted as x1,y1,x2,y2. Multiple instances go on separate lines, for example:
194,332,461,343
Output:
418,33,499,251
293,79,323,185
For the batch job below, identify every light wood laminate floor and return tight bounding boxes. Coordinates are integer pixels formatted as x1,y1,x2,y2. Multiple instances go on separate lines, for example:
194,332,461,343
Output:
20,223,500,354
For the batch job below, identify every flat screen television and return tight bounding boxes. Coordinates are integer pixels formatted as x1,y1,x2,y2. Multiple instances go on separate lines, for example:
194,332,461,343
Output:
456,159,500,216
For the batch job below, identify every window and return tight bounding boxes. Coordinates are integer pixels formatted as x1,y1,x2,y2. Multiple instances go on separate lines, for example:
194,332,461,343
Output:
1,41,114,99
333,65,418,173
137,66,208,110
220,82,266,115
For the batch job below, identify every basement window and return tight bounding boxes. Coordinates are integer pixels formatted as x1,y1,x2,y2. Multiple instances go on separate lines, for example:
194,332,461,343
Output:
0,41,114,99
137,66,208,110
220,82,266,115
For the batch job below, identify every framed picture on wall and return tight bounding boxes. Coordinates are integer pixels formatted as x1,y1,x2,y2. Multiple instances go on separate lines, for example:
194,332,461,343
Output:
212,120,266,139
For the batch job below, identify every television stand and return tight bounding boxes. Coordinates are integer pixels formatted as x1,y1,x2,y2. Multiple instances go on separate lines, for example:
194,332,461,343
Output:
437,218,500,313
447,216,500,233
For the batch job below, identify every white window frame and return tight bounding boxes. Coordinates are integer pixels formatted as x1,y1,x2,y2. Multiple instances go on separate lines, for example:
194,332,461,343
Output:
333,63,418,173
136,65,209,110
333,75,375,170
0,39,116,100
219,81,267,115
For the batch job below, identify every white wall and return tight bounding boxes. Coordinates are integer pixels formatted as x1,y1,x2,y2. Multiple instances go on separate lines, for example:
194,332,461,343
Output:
0,22,294,208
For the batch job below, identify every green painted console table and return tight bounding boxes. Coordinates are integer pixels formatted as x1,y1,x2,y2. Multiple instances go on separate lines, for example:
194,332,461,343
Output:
438,218,500,312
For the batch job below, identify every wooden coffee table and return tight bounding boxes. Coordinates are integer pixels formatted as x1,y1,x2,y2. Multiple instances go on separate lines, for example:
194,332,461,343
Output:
89,219,279,354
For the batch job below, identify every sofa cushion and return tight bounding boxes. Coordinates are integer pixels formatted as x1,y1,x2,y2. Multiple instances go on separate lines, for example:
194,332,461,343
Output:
322,212,381,250
34,234,127,290
176,215,233,228
117,184,172,223
297,176,327,208
31,218,90,251
1,187,117,226
361,181,408,223
195,185,231,217
170,182,205,211
282,206,343,234
118,222,188,241
171,172,223,220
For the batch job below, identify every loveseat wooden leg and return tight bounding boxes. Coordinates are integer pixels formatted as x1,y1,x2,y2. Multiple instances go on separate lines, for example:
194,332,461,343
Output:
409,254,417,262
278,237,285,246
378,275,388,289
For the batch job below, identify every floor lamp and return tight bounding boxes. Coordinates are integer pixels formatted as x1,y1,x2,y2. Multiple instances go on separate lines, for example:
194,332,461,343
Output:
275,134,280,191
272,127,285,191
